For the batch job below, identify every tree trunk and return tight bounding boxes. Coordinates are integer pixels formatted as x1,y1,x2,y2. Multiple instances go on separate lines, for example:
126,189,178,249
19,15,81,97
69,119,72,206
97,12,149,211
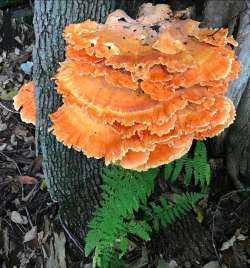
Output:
33,0,250,266
204,0,250,186
33,0,117,241
226,79,250,186
149,215,215,267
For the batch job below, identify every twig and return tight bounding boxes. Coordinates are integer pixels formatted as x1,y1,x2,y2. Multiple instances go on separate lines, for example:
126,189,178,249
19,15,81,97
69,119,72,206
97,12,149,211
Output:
0,101,18,114
2,218,14,232
10,114,35,129
22,184,39,202
24,206,33,227
0,178,14,187
0,151,22,175
211,188,250,263
59,214,84,254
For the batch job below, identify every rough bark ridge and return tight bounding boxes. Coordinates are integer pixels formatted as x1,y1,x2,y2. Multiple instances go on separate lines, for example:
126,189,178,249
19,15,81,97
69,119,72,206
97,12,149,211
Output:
204,0,250,185
226,79,250,185
32,0,116,238
149,215,214,267
225,3,250,185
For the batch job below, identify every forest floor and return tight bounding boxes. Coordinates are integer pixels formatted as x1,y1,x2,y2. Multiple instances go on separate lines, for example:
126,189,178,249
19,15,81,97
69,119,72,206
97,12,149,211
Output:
0,4,78,268
1,2,250,268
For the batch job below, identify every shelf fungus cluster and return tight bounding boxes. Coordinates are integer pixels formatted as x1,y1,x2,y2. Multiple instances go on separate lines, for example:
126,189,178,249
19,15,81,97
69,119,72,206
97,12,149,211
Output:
13,4,240,171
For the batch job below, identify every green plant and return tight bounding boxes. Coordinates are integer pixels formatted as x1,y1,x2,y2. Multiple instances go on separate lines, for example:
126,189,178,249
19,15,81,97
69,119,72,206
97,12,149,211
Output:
85,141,210,267
164,141,211,187
85,167,158,267
142,192,204,232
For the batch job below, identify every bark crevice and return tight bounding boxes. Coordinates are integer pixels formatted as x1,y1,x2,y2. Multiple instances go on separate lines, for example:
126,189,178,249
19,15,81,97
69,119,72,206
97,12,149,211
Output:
33,0,116,239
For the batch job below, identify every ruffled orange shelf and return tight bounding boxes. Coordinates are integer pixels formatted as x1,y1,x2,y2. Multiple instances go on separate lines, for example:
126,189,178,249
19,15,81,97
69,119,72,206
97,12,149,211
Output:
13,82,35,125
14,4,240,171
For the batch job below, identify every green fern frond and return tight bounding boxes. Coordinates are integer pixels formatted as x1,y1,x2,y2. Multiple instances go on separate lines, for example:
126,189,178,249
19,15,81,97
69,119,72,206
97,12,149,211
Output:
127,220,152,241
171,154,188,182
93,247,126,268
164,161,174,180
164,141,211,187
143,192,204,232
85,166,159,265
85,142,208,267
184,158,193,186
193,141,211,187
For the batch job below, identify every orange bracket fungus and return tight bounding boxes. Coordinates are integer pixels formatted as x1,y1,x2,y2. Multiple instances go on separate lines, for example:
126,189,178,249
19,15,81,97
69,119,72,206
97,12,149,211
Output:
13,3,240,171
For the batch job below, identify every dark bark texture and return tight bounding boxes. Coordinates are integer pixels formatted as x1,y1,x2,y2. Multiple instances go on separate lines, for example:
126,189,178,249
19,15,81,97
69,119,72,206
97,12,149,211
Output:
33,0,250,265
226,79,250,186
33,0,116,239
149,215,214,266
225,3,250,185
204,0,250,187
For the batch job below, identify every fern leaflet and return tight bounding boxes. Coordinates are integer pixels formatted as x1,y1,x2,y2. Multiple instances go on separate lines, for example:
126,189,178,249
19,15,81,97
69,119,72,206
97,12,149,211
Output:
164,141,211,187
143,192,204,232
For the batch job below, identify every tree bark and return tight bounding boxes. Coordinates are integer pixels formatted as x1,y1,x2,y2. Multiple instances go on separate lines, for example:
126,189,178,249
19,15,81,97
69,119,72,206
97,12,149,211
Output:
33,0,117,240
226,79,250,186
225,3,250,185
149,215,214,267
203,0,250,185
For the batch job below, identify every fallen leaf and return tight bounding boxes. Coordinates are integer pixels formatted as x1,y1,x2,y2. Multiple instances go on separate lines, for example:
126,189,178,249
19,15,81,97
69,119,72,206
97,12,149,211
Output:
0,143,7,151
14,125,29,137
237,234,247,241
14,48,20,55
10,134,17,146
0,120,7,132
29,156,43,175
10,211,28,225
23,136,34,144
168,260,178,268
24,226,37,243
16,175,38,185
220,231,248,251
14,36,22,44
220,236,236,251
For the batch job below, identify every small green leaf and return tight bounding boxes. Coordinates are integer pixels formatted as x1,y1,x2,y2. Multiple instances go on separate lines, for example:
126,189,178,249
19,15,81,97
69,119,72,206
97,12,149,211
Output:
119,237,129,257
170,155,187,182
164,162,174,180
184,158,193,185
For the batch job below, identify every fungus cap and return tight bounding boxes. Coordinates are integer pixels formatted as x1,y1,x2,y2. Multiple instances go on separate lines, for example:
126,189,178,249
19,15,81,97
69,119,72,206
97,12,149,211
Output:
13,81,35,125
14,3,240,171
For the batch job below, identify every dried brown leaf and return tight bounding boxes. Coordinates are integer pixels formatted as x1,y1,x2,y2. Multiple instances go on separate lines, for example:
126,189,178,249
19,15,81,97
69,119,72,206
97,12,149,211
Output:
16,175,38,185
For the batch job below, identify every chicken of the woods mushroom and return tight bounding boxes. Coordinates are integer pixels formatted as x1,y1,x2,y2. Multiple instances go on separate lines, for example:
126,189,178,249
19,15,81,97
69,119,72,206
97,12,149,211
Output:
13,3,240,171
